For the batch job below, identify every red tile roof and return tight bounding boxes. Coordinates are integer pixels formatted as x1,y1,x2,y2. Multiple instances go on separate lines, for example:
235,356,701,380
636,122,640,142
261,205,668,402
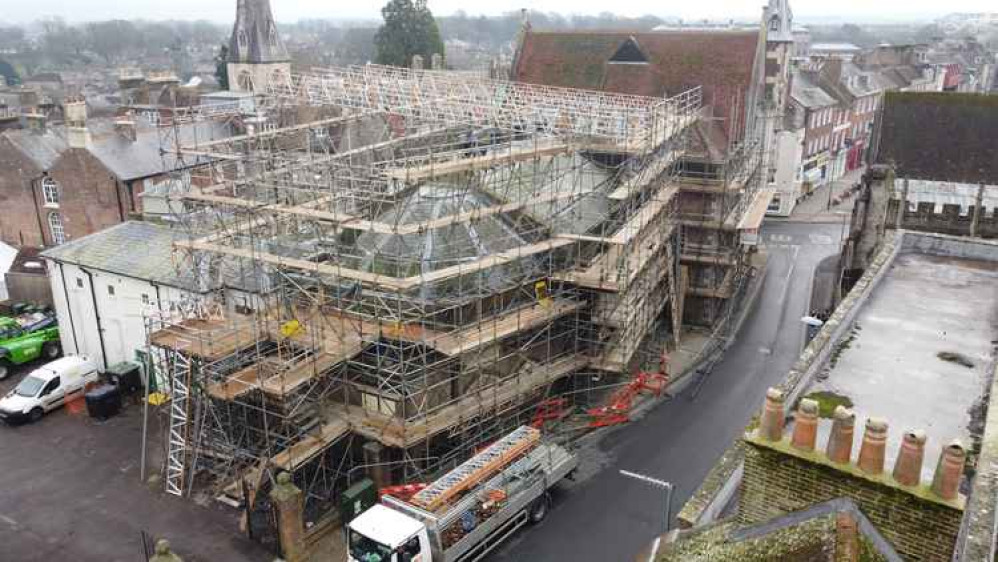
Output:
513,30,762,141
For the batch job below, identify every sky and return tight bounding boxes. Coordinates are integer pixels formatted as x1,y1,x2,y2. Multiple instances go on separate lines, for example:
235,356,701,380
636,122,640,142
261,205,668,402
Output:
0,0,993,25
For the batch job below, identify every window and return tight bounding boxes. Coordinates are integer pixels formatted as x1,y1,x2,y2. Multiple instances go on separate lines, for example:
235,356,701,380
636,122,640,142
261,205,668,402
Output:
107,285,115,297
400,537,422,562
76,277,84,289
42,177,59,206
141,293,150,305
41,377,60,396
48,212,65,245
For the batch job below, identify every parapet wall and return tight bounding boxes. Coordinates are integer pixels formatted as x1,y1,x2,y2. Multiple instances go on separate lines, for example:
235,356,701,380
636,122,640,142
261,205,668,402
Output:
887,199,998,239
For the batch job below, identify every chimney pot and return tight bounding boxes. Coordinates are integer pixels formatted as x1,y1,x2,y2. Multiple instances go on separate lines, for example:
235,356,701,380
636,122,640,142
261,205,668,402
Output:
791,398,819,451
412,54,424,71
892,429,927,487
931,440,966,501
758,387,786,442
826,405,855,463
857,417,888,475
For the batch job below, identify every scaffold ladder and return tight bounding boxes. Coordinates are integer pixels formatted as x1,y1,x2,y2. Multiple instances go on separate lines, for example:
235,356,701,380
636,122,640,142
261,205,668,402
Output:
410,426,540,511
165,345,194,496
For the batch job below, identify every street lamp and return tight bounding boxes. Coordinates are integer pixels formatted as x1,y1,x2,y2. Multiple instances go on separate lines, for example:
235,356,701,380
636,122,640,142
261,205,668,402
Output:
620,469,675,534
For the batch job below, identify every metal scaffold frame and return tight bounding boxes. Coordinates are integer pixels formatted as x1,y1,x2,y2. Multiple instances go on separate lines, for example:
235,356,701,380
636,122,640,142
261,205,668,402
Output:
144,65,702,534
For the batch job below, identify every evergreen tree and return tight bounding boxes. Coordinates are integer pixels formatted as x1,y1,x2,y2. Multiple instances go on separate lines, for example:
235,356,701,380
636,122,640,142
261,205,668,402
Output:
374,0,445,68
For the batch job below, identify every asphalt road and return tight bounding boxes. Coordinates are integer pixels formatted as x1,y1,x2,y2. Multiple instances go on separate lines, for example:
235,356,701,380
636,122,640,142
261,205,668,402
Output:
492,221,844,562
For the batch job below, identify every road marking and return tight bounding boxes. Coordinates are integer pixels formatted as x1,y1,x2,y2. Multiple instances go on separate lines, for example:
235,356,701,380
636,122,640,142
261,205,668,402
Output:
0,514,17,527
758,347,772,355
809,234,833,244
769,234,793,243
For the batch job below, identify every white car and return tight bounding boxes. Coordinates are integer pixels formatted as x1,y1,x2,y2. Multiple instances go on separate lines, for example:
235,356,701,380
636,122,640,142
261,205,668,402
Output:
0,356,100,423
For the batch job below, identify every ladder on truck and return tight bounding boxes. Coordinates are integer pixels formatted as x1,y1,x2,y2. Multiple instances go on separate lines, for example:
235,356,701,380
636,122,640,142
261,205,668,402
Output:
410,426,541,511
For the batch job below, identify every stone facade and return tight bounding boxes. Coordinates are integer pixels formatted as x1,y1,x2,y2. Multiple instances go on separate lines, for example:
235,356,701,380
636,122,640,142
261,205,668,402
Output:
740,438,963,561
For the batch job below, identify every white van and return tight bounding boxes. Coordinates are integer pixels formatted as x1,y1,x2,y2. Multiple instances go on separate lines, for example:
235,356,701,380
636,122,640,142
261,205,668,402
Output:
0,356,100,423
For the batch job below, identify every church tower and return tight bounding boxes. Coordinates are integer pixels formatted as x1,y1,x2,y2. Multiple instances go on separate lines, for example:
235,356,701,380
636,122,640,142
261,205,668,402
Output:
226,0,291,92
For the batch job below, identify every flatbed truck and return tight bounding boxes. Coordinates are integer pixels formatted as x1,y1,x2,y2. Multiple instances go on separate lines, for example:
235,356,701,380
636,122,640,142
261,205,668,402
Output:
347,426,577,562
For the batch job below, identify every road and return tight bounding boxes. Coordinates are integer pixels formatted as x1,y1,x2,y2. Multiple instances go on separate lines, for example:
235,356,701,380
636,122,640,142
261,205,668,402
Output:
492,221,844,562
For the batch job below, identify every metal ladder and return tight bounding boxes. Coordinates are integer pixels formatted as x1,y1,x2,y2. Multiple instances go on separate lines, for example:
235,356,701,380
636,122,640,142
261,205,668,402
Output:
165,343,193,496
410,426,540,510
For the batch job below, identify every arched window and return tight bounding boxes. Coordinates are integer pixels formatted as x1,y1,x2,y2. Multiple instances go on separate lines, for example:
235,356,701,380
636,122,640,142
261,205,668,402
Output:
42,177,59,206
237,29,248,49
238,71,254,92
48,212,65,245
269,23,279,46
769,17,780,32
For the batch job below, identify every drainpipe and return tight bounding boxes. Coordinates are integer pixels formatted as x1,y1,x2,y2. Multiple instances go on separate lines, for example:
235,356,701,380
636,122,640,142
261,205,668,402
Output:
81,267,108,371
56,262,80,355
30,176,47,245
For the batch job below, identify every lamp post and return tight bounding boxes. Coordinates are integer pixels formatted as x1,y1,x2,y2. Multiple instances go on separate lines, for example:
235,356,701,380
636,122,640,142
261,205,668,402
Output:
620,469,675,534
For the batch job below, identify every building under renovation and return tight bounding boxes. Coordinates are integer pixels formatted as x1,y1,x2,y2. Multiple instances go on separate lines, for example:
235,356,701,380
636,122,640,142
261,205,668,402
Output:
139,0,790,542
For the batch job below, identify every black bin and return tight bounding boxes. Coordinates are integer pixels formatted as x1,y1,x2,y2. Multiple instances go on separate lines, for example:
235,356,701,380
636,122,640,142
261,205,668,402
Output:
105,361,142,395
85,385,122,420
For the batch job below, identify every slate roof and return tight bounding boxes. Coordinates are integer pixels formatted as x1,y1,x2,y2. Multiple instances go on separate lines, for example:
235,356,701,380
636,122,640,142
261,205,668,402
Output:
41,221,193,288
513,30,760,141
2,120,230,180
874,91,998,184
791,72,837,109
228,0,289,64
40,221,263,293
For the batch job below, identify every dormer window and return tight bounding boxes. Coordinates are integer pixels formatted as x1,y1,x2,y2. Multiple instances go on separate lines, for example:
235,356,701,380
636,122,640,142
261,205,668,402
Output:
609,37,648,64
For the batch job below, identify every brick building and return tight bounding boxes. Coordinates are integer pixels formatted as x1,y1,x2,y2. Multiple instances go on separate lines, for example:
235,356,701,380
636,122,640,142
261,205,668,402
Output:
512,0,794,326
0,99,229,248
791,71,838,198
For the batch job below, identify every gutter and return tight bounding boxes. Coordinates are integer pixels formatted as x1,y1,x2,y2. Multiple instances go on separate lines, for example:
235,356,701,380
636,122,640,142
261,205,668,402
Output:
81,267,108,371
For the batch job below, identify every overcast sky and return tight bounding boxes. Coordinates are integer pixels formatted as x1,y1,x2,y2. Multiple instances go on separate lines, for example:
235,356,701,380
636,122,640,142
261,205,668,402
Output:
1,0,990,25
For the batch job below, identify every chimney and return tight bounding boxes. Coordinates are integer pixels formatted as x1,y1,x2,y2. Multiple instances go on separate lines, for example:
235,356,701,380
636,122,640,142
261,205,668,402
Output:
412,54,424,71
22,113,47,134
758,387,786,442
115,113,137,143
892,430,927,487
857,417,888,475
931,440,966,501
64,96,88,149
826,406,855,463
791,398,819,451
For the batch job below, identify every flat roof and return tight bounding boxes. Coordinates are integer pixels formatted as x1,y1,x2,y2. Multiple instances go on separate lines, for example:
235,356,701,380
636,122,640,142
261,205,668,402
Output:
806,242,998,482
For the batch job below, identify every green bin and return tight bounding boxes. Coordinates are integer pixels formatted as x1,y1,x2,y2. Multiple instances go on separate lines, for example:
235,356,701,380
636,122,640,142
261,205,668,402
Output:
340,478,377,524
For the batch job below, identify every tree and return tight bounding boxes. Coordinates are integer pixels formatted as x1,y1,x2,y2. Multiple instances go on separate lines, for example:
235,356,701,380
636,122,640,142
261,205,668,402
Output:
215,45,230,91
0,60,19,87
374,0,445,68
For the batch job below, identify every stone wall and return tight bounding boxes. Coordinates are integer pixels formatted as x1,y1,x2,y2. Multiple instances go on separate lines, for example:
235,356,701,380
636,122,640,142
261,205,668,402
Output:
740,438,963,562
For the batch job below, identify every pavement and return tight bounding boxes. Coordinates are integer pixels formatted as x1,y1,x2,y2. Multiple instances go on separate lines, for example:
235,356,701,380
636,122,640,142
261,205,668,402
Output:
778,168,865,223
0,371,270,562
491,221,845,562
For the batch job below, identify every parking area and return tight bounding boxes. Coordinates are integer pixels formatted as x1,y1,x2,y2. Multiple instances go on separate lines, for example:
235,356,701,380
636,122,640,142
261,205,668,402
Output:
0,363,271,562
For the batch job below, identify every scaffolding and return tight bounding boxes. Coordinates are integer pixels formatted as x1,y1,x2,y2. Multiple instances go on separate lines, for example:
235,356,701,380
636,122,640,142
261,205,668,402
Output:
145,66,702,535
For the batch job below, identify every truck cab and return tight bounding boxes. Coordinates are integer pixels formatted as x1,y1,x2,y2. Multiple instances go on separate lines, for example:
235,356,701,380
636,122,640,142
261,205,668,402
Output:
348,504,431,562
0,311,61,380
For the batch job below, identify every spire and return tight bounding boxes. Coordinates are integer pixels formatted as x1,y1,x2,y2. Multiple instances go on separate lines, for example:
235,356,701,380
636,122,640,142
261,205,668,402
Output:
228,0,289,64
765,0,794,44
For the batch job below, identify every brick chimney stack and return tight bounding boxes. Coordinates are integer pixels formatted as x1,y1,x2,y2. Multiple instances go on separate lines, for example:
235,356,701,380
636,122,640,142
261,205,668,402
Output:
791,398,819,451
857,418,888,475
758,388,786,442
826,406,855,464
931,440,966,501
892,430,927,487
